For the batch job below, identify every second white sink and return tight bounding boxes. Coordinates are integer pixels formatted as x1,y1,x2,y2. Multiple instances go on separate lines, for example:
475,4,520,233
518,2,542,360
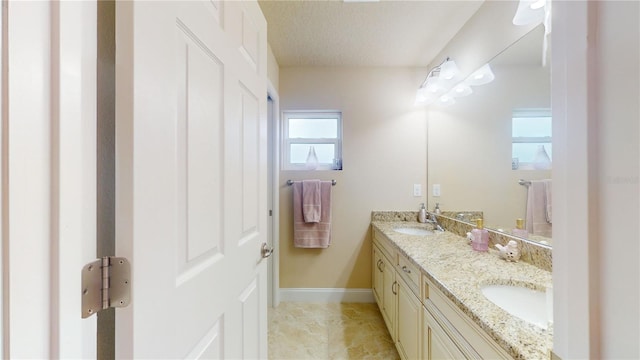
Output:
394,227,433,236
481,284,550,329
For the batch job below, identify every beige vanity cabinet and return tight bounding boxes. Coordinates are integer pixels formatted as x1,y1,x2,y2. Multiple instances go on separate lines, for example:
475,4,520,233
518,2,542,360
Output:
396,275,422,360
396,250,422,360
372,226,515,360
380,250,397,336
372,245,385,305
373,229,423,360
423,305,466,360
372,231,397,340
421,276,511,360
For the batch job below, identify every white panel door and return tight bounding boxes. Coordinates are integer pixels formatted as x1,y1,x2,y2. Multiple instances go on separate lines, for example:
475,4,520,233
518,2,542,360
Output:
115,1,268,358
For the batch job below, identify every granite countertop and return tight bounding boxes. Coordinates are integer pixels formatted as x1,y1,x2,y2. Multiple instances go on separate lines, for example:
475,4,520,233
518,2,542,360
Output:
371,220,553,360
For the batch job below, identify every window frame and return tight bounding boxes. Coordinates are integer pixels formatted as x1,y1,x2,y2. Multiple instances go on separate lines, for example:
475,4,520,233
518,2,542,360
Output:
511,108,552,170
282,110,343,171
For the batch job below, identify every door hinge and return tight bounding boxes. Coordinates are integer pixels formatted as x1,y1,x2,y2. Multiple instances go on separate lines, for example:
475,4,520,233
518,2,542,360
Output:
269,209,273,216
81,257,131,319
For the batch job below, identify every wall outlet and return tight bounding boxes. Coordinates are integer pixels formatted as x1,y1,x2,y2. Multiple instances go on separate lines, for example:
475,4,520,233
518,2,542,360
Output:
413,184,422,197
433,184,441,197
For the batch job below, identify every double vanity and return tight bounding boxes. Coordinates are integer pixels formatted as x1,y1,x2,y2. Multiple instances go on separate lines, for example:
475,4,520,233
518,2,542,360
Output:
371,213,552,359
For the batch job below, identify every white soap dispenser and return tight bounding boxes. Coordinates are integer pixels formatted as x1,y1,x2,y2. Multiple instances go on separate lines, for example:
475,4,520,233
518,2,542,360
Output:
418,203,427,223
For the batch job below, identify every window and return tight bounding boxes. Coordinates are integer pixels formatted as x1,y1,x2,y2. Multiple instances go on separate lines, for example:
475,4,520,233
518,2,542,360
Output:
511,109,552,170
282,111,342,170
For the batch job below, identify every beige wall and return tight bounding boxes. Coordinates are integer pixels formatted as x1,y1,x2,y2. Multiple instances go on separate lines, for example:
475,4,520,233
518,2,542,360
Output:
279,67,427,288
427,64,551,230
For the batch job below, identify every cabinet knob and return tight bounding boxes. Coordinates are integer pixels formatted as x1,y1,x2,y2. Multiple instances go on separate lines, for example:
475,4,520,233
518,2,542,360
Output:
402,265,411,274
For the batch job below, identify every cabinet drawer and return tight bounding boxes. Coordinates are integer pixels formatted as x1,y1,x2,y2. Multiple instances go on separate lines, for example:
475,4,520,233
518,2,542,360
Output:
423,276,511,360
397,253,420,297
373,228,397,264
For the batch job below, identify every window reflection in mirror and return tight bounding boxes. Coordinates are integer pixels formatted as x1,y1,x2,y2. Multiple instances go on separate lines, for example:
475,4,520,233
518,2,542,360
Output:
511,109,552,170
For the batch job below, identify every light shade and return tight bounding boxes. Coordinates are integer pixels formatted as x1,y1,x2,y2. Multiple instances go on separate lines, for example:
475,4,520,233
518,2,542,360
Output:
465,64,495,86
451,83,473,97
439,59,460,80
423,77,447,95
513,0,545,25
436,94,456,106
415,86,438,105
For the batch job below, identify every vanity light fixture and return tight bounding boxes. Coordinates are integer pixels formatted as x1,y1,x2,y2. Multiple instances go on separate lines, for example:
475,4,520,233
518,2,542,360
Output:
415,57,461,105
415,59,494,107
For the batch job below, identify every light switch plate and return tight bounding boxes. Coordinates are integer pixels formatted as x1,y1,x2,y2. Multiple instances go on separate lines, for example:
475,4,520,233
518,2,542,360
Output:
413,184,422,197
433,184,441,197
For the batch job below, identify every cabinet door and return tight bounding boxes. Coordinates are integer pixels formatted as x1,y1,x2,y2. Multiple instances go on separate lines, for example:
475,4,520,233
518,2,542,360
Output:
397,277,421,360
372,245,384,305
423,307,466,360
381,253,396,339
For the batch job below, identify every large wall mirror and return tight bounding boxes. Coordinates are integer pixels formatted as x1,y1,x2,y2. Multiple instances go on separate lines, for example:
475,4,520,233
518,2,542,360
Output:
427,24,552,246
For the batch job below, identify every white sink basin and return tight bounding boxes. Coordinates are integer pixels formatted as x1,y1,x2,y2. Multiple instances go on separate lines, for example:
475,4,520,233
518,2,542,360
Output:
481,285,550,329
393,227,433,236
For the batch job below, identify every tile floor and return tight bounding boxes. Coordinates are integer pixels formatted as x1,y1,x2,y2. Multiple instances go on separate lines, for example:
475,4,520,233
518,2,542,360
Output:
268,302,400,360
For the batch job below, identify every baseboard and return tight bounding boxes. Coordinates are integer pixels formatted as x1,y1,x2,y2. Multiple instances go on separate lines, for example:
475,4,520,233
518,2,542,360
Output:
278,288,375,303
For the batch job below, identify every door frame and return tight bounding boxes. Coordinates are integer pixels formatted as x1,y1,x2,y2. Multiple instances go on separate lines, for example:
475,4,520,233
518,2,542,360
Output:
267,80,280,307
0,0,5,354
1,1,97,357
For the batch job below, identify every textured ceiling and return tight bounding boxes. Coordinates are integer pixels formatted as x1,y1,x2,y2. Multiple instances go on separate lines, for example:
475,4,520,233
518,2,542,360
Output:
258,0,484,67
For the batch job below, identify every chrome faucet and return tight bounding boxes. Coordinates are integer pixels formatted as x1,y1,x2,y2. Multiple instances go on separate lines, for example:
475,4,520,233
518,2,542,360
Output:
426,213,445,232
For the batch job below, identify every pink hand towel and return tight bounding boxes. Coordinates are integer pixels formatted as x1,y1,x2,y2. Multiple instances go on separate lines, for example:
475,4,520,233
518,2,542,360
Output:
526,180,552,237
543,179,552,224
293,181,332,248
302,179,321,223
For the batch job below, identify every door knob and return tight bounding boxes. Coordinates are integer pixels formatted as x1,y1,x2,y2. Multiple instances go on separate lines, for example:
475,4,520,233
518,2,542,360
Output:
261,243,274,258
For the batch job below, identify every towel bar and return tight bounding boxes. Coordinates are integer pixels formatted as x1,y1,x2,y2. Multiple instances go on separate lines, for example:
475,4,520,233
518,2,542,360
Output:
518,179,531,187
287,179,336,186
